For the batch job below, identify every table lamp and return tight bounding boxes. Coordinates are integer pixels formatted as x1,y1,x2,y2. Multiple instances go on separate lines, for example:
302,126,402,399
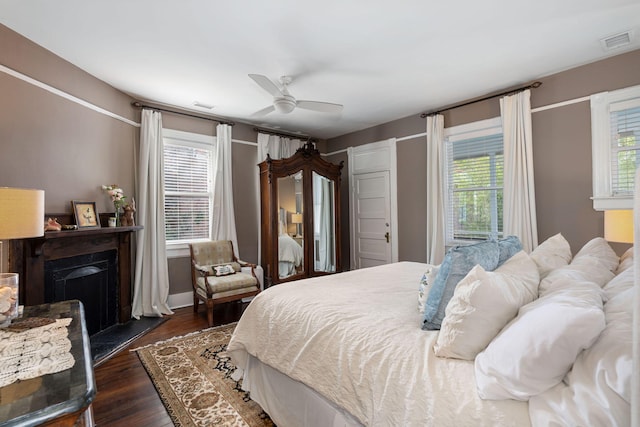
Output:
604,209,634,243
291,212,303,237
0,187,45,326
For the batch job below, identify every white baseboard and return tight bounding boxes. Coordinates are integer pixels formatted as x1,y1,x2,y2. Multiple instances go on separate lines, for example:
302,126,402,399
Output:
168,291,195,309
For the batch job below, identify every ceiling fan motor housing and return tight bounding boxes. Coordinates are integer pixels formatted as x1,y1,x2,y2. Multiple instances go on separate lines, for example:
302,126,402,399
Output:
274,96,297,114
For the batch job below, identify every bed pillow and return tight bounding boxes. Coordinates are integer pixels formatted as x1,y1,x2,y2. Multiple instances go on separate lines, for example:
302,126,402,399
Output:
528,287,633,426
529,233,572,279
417,265,439,313
497,235,522,266
538,237,618,296
603,267,633,300
615,246,633,275
422,240,500,330
474,277,606,401
434,251,539,360
570,237,619,277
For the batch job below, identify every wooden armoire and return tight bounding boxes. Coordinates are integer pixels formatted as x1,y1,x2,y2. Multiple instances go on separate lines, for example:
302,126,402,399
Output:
259,142,343,287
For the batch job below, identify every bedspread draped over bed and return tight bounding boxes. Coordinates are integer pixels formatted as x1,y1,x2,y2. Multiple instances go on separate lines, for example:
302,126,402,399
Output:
227,262,529,426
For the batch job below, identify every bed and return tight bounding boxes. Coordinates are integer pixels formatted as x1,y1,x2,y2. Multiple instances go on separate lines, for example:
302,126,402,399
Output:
227,235,634,426
278,233,303,278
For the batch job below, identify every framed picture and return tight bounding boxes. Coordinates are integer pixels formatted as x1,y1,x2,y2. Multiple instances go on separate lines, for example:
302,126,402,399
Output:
72,201,100,228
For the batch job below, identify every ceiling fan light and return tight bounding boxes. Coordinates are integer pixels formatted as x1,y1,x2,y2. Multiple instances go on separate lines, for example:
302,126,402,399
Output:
274,97,296,114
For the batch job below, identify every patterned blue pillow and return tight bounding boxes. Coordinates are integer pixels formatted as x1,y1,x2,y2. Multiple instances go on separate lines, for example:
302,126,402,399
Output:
498,236,522,267
422,240,500,330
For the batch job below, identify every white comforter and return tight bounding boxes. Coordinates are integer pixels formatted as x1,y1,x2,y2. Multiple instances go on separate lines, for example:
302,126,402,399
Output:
278,233,303,265
227,262,530,426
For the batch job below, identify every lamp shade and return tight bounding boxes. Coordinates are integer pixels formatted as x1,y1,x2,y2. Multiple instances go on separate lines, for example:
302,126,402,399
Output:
604,209,633,244
0,188,45,239
291,213,303,224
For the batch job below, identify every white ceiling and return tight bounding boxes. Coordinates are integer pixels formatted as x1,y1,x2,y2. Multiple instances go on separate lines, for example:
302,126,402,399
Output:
2,0,640,139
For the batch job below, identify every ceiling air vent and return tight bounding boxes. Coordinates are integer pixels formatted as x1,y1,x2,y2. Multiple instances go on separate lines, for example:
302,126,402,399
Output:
601,31,633,51
192,101,214,109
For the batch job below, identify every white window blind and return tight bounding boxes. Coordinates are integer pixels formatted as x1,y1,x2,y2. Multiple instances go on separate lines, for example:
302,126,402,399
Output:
163,130,215,245
445,120,503,244
609,103,640,196
591,85,640,210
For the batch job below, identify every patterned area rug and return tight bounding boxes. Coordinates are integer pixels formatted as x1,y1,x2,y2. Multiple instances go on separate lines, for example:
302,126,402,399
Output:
135,323,274,426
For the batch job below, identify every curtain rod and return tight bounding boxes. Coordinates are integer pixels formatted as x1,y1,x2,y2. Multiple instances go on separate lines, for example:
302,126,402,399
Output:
253,127,317,142
420,81,542,118
132,101,235,126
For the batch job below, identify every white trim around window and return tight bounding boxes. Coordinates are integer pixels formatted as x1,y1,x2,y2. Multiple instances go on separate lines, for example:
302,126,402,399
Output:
591,84,640,211
163,129,217,258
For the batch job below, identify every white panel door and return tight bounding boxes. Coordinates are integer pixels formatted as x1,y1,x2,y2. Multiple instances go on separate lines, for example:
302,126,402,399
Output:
353,171,392,268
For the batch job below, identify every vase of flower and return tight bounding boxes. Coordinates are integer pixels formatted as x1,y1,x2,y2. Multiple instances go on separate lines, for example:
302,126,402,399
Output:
102,184,127,227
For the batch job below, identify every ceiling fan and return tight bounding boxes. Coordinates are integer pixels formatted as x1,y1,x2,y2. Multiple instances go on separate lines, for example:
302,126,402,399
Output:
249,74,343,117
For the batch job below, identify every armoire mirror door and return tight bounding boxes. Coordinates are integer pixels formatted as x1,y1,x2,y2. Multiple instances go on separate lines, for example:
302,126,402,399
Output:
276,172,304,280
312,171,336,274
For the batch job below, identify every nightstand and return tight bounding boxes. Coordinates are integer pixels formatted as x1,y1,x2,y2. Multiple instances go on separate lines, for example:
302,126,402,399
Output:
0,300,96,426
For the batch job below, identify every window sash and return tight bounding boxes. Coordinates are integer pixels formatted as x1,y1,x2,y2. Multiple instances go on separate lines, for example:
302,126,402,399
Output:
444,120,503,245
590,85,640,210
609,105,640,196
162,130,215,246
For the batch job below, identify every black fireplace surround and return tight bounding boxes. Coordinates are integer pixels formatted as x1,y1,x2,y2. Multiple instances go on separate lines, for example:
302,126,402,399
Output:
9,215,141,336
45,250,118,336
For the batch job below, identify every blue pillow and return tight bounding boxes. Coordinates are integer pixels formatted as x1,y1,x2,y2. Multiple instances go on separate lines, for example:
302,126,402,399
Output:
422,240,500,330
498,235,522,267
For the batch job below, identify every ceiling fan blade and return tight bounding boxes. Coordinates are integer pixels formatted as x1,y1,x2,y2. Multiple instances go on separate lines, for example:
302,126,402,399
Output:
296,100,343,113
250,105,276,118
248,74,283,98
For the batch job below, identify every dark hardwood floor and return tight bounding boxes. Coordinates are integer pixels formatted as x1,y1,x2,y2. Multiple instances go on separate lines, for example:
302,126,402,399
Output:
92,301,249,427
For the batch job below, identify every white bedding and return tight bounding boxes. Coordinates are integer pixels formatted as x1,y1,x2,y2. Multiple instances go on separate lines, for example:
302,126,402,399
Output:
227,262,530,426
278,233,303,265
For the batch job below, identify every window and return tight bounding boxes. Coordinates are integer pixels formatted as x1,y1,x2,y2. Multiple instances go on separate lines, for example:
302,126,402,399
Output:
163,129,216,257
444,118,503,245
591,84,640,210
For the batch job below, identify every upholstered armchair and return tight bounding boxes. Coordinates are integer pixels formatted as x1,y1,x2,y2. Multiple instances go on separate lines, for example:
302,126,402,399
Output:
189,240,260,326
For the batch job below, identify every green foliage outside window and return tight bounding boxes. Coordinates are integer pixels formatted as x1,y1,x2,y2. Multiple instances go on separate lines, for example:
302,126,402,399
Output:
451,153,503,240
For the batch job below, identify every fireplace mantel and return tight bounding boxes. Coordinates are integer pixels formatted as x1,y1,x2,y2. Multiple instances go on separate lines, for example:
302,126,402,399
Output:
10,224,142,324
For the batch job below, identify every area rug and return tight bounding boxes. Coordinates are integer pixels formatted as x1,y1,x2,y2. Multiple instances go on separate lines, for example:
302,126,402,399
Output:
134,323,274,427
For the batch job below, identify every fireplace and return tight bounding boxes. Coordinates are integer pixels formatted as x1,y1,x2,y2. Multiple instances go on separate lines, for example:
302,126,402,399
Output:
9,215,141,335
45,251,118,336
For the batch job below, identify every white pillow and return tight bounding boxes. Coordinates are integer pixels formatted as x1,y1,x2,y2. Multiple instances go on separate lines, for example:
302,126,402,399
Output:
538,237,618,297
615,246,633,275
603,267,634,300
418,265,439,313
528,287,633,426
529,233,571,279
570,237,619,279
474,278,606,401
434,251,539,360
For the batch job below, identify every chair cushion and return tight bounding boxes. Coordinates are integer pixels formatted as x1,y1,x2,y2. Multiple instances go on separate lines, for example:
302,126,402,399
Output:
196,272,258,296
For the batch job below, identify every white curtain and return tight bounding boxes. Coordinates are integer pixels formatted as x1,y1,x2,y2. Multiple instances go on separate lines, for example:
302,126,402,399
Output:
132,110,173,319
501,90,538,252
257,133,303,162
633,167,640,427
211,124,239,256
425,114,446,265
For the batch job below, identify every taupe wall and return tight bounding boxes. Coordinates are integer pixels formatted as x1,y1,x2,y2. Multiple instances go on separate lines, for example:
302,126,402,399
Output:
0,24,261,299
328,48,640,260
